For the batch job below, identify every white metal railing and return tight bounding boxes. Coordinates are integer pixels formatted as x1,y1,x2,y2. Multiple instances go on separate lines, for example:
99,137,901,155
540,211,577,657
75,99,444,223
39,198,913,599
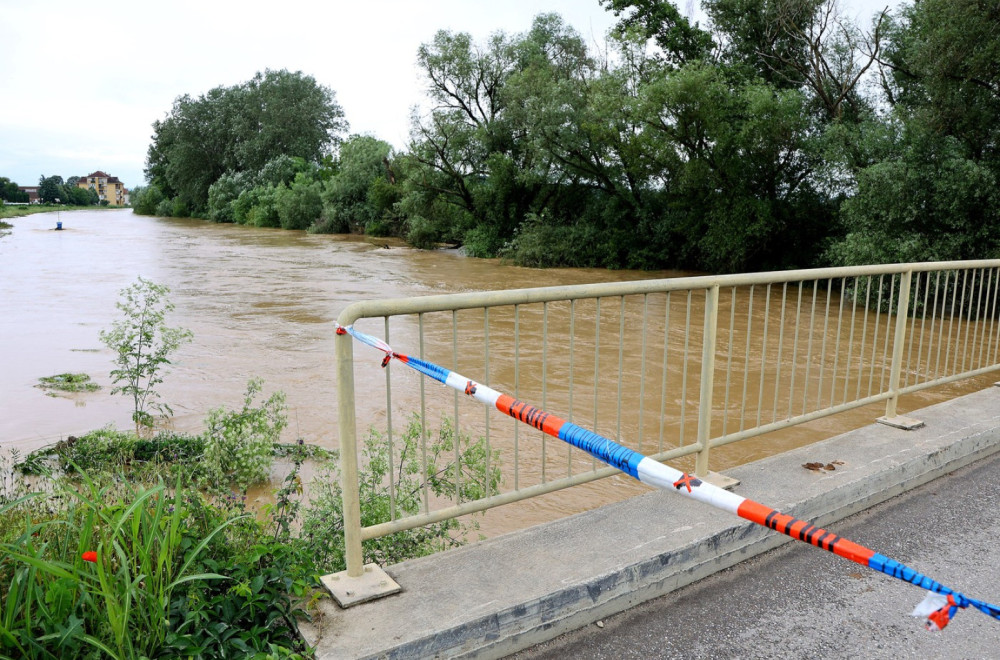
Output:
333,261,1000,581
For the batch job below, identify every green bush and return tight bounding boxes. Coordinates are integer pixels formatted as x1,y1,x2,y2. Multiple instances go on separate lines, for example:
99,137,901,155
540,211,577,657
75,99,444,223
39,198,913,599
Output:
154,197,173,217
276,174,323,230
198,378,287,493
300,414,501,572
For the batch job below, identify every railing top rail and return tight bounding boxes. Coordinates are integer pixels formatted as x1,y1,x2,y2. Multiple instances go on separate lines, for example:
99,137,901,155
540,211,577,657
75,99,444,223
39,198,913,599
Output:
336,259,1000,326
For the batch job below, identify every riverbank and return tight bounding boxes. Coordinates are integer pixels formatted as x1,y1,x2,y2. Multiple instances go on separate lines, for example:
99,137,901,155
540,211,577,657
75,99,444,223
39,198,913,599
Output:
0,204,118,220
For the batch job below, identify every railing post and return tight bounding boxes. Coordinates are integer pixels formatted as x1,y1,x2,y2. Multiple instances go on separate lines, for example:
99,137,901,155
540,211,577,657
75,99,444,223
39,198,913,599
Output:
878,270,923,430
336,328,364,578
320,322,402,607
694,285,719,478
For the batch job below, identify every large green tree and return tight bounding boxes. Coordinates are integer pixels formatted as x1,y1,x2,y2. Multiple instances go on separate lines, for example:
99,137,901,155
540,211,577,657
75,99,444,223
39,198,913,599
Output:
145,70,346,215
827,0,1000,265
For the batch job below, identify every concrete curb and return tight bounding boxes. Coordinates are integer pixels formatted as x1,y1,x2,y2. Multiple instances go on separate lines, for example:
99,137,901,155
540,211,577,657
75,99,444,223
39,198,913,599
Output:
301,387,1000,659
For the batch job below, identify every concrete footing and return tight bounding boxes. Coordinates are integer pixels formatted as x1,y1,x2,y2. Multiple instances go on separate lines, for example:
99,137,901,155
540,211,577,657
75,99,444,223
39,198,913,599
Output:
300,387,1000,659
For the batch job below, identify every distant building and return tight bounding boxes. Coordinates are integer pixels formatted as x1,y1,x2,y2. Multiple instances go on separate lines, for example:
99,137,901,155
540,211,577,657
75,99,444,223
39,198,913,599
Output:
18,186,40,204
77,171,129,206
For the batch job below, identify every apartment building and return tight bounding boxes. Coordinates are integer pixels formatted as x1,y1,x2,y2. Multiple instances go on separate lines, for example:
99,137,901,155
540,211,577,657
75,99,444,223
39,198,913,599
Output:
77,170,129,206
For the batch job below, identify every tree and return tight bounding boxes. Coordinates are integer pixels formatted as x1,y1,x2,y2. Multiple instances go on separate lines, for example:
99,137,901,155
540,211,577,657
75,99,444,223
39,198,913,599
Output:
599,0,713,67
318,135,399,234
822,0,1000,266
0,177,28,203
276,172,323,230
406,14,599,255
38,175,64,203
99,278,193,435
144,69,347,216
880,0,1000,166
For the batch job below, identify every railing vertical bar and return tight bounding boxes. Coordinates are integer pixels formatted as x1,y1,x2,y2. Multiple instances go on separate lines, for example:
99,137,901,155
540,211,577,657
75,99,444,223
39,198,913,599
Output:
917,272,932,381
988,268,1000,364
773,283,788,423
638,294,649,452
933,272,946,379
541,301,549,483
991,268,1000,363
884,270,912,420
418,314,430,513
879,274,896,393
944,271,959,377
951,270,976,374
870,275,886,397
336,312,363,578
817,279,832,411
616,296,625,446
384,316,396,521
962,270,983,372
856,276,871,401
803,280,818,415
592,297,601,469
452,310,461,503
483,307,491,497
830,277,845,409
680,291,692,446
787,282,803,419
722,286,737,438
757,284,772,428
857,276,882,399
739,284,754,433
976,268,992,368
905,272,923,388
695,284,720,478
513,305,520,490
843,277,858,405
567,299,576,478
659,292,672,454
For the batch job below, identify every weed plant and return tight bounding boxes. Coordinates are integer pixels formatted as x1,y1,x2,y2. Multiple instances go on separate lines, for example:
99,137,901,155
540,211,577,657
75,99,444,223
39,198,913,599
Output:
2,410,500,657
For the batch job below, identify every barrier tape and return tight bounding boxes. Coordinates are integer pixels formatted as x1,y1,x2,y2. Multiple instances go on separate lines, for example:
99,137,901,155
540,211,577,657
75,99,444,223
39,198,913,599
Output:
336,323,1000,631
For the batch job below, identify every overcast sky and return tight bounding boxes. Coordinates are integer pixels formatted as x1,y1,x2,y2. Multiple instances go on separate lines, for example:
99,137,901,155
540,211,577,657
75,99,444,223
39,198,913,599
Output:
0,0,898,191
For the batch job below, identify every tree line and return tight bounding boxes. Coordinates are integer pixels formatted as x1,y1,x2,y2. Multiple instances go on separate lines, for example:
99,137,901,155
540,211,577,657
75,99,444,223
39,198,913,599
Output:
0,175,104,206
132,0,1000,274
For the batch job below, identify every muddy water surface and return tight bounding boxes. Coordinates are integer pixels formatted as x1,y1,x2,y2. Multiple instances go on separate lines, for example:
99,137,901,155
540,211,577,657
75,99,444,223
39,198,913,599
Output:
2,210,994,536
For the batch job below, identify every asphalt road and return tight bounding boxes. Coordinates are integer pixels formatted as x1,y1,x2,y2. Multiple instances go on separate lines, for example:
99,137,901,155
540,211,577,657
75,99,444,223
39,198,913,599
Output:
513,450,1000,660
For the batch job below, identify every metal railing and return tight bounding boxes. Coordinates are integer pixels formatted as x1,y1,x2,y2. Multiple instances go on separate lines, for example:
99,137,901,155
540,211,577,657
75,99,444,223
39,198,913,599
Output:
334,261,1000,579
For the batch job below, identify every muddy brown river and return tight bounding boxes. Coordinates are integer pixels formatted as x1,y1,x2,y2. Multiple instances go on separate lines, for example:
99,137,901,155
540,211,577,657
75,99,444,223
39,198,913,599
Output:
2,209,994,536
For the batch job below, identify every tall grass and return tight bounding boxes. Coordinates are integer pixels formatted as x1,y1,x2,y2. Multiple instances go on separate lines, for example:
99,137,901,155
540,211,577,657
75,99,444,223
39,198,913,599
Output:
0,474,241,659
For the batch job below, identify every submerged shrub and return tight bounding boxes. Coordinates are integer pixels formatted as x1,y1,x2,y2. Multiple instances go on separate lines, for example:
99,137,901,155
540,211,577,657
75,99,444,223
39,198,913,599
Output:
199,378,287,492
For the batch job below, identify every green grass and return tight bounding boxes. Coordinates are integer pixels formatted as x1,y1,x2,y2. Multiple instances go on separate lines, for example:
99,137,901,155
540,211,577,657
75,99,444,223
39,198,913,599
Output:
0,204,123,220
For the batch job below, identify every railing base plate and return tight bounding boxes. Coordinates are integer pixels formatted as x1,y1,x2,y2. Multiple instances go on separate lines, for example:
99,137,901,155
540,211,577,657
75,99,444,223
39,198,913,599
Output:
876,415,925,431
322,563,401,608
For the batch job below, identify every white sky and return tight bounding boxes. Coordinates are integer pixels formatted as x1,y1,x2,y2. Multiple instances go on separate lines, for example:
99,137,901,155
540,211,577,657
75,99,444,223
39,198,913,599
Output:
0,0,898,190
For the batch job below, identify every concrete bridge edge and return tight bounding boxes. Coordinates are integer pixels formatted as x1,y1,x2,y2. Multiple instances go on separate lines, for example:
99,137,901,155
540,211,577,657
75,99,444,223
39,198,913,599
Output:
301,386,1000,659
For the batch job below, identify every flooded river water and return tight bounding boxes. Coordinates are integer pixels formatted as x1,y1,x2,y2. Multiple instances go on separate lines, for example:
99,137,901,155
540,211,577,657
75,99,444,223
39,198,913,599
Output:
2,209,994,536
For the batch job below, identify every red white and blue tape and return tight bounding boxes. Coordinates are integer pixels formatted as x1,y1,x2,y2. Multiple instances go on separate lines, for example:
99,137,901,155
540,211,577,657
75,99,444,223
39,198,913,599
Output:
337,323,1000,631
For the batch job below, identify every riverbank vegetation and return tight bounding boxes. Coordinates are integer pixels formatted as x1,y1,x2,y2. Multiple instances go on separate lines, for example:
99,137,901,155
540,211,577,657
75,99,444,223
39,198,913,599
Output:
36,373,101,394
132,0,1000,274
1,280,500,656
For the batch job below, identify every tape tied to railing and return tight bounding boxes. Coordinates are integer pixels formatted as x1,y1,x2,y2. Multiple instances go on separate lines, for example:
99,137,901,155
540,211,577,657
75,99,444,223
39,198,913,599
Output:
335,322,1000,631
